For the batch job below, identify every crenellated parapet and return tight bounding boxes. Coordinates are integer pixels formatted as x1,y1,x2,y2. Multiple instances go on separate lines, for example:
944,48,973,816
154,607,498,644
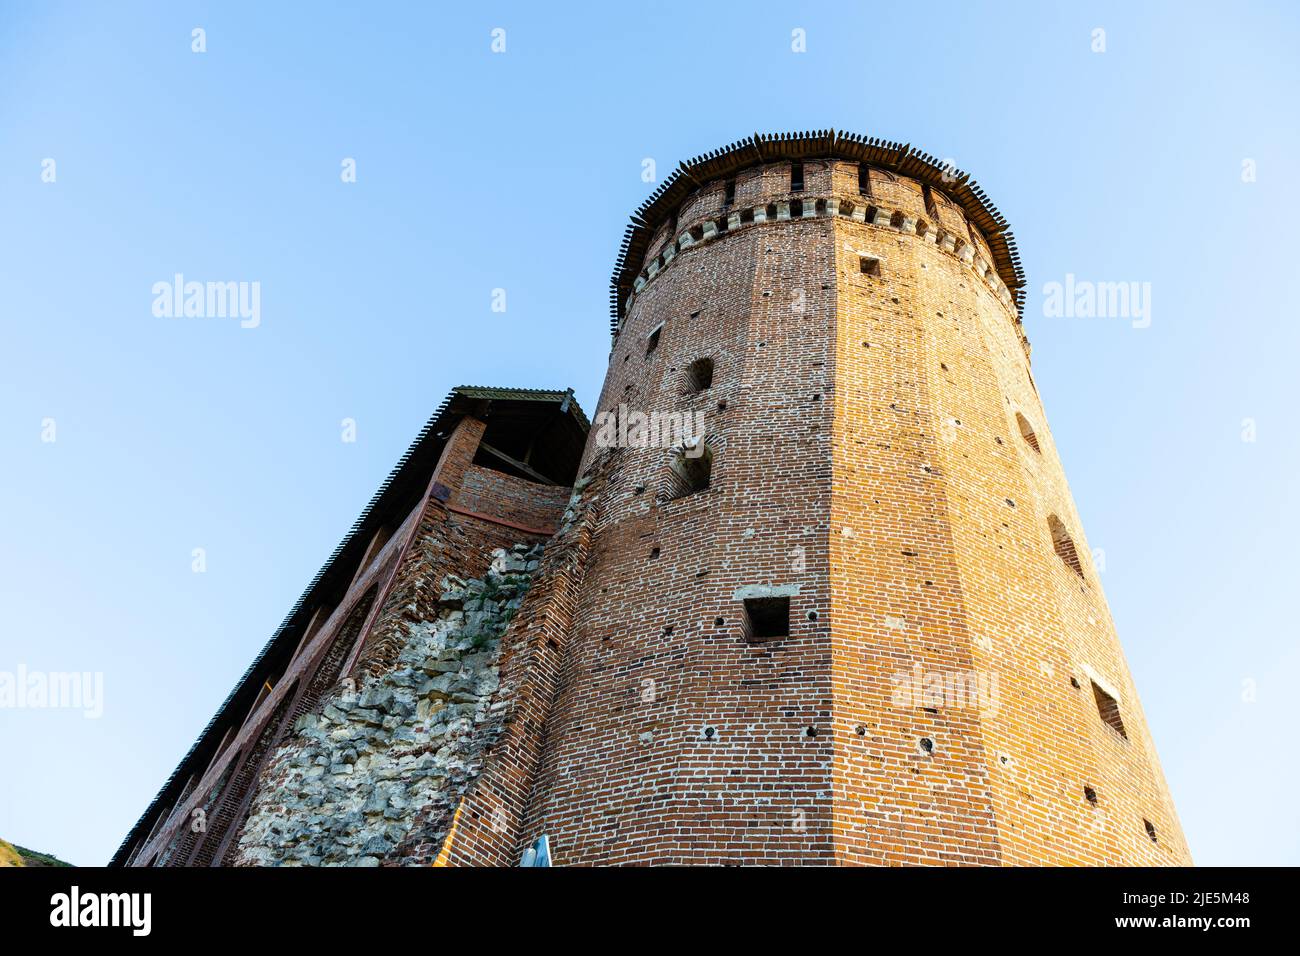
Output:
611,130,1026,339
622,168,1028,355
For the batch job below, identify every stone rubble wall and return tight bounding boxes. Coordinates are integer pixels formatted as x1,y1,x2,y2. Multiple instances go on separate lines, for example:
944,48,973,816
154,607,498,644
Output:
233,543,543,866
407,458,611,866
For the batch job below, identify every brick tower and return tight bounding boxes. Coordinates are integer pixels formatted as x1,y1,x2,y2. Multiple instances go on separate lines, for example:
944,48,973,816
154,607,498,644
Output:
113,132,1189,867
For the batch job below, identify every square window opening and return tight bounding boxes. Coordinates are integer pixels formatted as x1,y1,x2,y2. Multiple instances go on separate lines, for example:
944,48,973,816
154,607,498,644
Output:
744,597,790,642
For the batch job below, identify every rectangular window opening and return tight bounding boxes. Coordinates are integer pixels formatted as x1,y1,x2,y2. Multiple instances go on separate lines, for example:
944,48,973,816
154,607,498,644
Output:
1092,681,1128,739
858,163,871,196
646,324,662,357
860,256,881,277
922,183,939,219
790,162,804,192
723,177,736,207
743,597,790,642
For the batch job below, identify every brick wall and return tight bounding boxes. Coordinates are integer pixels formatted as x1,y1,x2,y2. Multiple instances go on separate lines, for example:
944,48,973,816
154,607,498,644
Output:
130,149,1190,868
452,465,570,531
506,156,1189,865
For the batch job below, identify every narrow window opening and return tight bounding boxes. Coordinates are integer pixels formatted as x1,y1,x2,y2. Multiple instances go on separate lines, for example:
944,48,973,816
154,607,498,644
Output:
661,439,712,501
858,163,871,196
743,596,789,642
1048,515,1084,577
1016,412,1041,453
790,198,803,218
922,184,939,220
1144,819,1158,843
723,177,736,207
1084,786,1098,806
645,324,663,357
860,256,881,277
684,357,714,393
790,161,804,192
1092,681,1128,739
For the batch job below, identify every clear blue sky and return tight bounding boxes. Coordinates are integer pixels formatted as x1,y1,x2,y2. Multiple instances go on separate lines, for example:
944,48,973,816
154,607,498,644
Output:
2,1,1296,866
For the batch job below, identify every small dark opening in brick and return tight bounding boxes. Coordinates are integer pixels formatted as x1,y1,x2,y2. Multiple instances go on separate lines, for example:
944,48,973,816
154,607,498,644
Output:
1017,412,1041,453
858,162,871,196
919,737,935,754
922,184,939,220
743,597,789,642
661,440,712,501
860,257,881,277
723,177,736,207
1048,515,1084,577
685,357,714,392
805,726,818,738
646,325,662,357
714,616,724,627
1092,681,1128,739
1144,819,1158,843
1084,786,1098,805
790,161,804,192
649,547,660,559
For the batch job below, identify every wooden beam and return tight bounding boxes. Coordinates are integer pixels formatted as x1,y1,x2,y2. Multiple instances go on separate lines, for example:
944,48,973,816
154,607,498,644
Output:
478,441,559,485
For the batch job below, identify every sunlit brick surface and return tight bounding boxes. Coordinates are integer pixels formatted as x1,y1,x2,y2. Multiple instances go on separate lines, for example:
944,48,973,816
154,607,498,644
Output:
119,148,1191,869
513,157,1189,865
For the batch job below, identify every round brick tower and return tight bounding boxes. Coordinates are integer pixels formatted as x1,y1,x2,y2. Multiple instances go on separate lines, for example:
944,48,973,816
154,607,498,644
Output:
519,131,1191,865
